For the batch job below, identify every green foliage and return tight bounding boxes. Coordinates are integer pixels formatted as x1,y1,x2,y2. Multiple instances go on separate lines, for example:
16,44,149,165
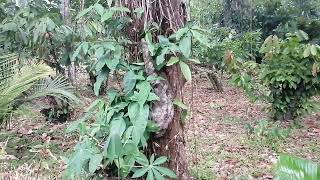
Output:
229,59,269,103
193,25,263,72
191,0,223,28
64,70,173,179
276,155,320,180
0,53,80,122
230,31,320,120
255,0,320,38
260,32,320,120
245,120,290,150
145,25,206,82
62,4,204,179
132,154,176,179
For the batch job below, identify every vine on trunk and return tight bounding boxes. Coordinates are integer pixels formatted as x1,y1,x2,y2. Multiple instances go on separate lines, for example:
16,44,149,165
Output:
63,1,209,179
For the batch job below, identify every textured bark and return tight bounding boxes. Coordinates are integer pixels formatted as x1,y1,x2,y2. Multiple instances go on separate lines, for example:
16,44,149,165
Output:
120,0,189,178
60,0,76,85
141,39,174,136
207,72,224,92
154,64,189,179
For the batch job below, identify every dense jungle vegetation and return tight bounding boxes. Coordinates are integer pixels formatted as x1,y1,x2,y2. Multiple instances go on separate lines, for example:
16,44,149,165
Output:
1,0,320,179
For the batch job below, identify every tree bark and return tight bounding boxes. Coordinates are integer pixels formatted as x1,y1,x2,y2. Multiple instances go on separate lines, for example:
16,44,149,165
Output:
207,72,224,92
120,0,190,178
154,64,189,179
60,0,76,85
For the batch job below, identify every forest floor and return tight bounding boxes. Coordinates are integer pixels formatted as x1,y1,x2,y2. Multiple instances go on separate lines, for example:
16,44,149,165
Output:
185,75,320,180
0,73,320,179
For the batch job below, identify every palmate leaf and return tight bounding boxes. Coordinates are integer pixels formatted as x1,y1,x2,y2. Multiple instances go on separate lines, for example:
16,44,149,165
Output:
132,153,176,180
0,53,17,90
276,155,320,180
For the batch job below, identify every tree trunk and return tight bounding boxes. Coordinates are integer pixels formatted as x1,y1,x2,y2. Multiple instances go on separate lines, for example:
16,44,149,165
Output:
223,0,232,27
154,65,189,179
207,72,224,92
60,0,76,85
120,0,190,178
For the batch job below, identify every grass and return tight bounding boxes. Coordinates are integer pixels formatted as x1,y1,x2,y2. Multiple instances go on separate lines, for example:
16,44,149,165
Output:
0,121,76,179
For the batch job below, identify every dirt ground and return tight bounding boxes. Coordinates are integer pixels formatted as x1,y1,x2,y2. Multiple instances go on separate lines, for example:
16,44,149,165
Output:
0,73,320,179
185,75,320,180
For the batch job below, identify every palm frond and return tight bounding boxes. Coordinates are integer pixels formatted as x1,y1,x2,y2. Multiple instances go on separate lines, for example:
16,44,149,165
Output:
0,53,81,123
26,75,82,106
0,58,54,118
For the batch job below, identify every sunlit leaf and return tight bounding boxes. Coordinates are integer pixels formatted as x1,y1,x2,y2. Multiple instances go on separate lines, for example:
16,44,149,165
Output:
89,154,103,173
179,36,192,58
166,56,180,66
179,61,192,82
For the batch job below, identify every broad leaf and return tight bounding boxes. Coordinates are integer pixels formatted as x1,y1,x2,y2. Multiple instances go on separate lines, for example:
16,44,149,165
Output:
154,166,177,178
105,133,122,160
303,46,311,58
166,56,180,66
132,167,149,178
153,156,168,166
89,154,103,173
101,11,114,22
123,71,137,94
179,61,192,82
276,155,320,180
311,45,317,56
93,67,109,96
179,36,192,58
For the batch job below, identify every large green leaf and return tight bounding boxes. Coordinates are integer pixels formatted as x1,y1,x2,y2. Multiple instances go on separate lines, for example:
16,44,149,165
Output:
156,47,169,65
130,81,152,106
105,133,122,160
276,155,320,180
128,103,149,145
179,36,192,58
94,66,109,96
132,167,149,178
89,154,103,173
179,61,192,82
101,10,114,22
166,56,180,66
123,70,137,94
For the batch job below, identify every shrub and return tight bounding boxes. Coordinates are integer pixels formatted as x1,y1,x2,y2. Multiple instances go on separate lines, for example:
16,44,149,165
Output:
230,31,320,120
260,31,320,120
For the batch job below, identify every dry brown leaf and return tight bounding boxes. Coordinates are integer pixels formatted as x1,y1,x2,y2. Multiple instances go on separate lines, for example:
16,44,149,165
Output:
312,63,319,77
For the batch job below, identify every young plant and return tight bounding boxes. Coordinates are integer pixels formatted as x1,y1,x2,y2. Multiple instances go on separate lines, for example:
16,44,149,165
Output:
260,31,320,120
245,119,290,151
230,31,320,121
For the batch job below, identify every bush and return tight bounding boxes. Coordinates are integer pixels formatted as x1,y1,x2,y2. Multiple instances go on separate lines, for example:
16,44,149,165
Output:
260,32,320,120
230,31,320,120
